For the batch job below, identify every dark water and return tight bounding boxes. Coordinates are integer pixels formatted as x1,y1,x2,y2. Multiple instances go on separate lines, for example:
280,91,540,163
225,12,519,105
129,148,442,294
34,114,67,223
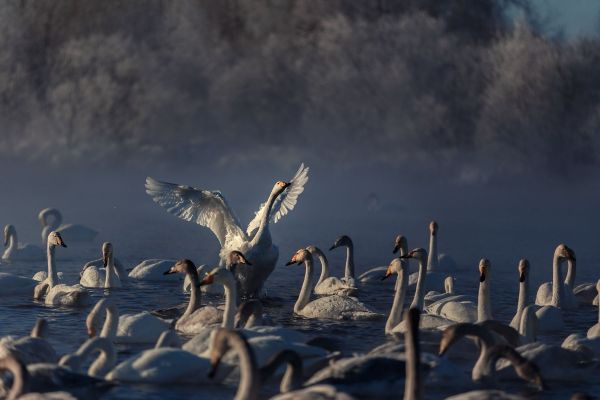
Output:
0,237,598,399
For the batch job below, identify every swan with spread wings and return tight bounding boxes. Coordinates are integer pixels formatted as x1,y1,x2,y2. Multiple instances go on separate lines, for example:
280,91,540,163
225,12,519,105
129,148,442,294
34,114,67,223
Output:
145,164,309,299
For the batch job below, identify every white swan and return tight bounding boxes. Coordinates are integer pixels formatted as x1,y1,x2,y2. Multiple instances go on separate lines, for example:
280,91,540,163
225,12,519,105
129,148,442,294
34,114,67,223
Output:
0,271,37,296
2,225,44,262
58,337,116,378
0,319,57,365
357,235,406,284
427,258,492,323
307,246,358,296
145,163,309,299
510,259,530,330
87,298,170,344
286,249,382,320
587,280,600,338
39,208,98,245
424,276,456,306
328,235,359,288
534,244,574,332
183,264,223,294
79,242,126,288
535,244,577,309
407,222,446,292
33,232,91,307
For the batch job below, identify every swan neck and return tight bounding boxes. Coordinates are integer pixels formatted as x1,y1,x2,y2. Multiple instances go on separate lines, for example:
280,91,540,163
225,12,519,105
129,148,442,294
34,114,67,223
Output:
410,258,426,310
222,278,237,329
477,275,492,322
316,251,329,286
551,254,564,307
564,259,576,289
294,258,314,314
229,333,260,400
104,253,120,288
0,357,27,400
344,244,355,280
260,350,303,393
404,315,422,400
100,304,118,339
85,340,116,378
6,229,17,254
427,232,438,272
183,271,201,320
386,262,407,334
46,244,58,287
513,278,528,327
250,192,277,247
519,307,537,344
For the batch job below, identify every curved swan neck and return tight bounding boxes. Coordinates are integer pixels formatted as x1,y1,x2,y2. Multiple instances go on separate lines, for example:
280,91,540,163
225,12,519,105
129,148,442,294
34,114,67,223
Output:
88,300,118,339
77,338,116,378
6,228,17,255
427,231,438,272
404,309,422,400
477,275,492,322
104,252,121,288
40,209,61,244
30,319,48,338
551,253,564,308
445,324,495,381
409,257,426,310
250,191,278,247
344,243,355,280
182,269,201,320
46,243,59,287
223,332,260,400
155,330,181,349
0,356,27,400
294,256,314,314
314,250,329,286
513,276,529,329
386,261,408,334
564,259,576,289
260,350,303,393
519,306,537,344
222,276,237,329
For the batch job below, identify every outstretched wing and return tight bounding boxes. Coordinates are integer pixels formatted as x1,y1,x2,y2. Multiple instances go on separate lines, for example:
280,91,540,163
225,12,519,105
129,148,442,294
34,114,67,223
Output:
145,177,247,246
246,163,309,236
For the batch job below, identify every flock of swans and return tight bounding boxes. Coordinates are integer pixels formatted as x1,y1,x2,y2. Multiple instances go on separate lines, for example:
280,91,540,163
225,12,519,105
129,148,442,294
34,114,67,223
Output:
0,163,598,399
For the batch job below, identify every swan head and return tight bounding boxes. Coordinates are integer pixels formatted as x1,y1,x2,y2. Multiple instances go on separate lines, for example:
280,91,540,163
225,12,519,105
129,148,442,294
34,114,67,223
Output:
429,221,438,235
47,231,67,248
208,329,250,379
382,258,404,280
228,251,252,267
399,248,427,262
392,235,407,254
518,259,529,282
164,259,197,276
329,235,352,251
272,180,290,195
286,249,311,265
3,224,15,246
200,267,234,287
555,244,576,262
102,242,113,267
479,258,490,283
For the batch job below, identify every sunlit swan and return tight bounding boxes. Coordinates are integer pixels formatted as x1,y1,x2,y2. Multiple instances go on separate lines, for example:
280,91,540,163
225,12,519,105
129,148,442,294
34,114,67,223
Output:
0,352,110,399
307,246,357,296
87,298,170,344
128,259,178,281
534,244,574,332
2,225,44,262
145,163,309,299
587,280,600,338
357,235,406,284
79,242,126,288
39,208,98,245
58,337,116,378
428,258,492,323
286,249,382,320
510,259,530,330
0,319,57,365
407,222,445,292
33,232,91,307
535,244,577,309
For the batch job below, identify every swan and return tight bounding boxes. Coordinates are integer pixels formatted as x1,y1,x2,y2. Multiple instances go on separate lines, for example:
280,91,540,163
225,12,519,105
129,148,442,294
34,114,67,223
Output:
328,235,358,288
424,276,456,306
79,242,126,288
356,235,406,284
0,351,111,399
561,333,600,360
128,259,179,281
535,244,577,309
510,259,530,330
87,298,170,344
0,270,37,296
2,225,44,262
58,337,116,378
286,249,382,320
38,208,98,245
145,163,309,299
0,319,57,365
587,280,600,338
33,232,91,307
407,222,446,292
307,246,358,296
427,258,492,323
562,254,597,306
183,264,223,294
534,244,574,332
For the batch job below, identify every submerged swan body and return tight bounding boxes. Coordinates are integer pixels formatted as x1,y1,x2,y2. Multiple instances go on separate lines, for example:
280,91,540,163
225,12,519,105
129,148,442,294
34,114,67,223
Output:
145,163,309,299
0,319,57,365
286,249,382,320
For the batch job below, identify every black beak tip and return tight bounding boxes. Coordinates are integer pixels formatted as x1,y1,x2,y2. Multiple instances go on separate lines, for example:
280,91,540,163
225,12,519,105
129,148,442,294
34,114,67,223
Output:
328,245,336,251
163,270,171,275
285,261,294,266
392,247,398,254
245,261,253,266
380,275,389,281
61,243,67,248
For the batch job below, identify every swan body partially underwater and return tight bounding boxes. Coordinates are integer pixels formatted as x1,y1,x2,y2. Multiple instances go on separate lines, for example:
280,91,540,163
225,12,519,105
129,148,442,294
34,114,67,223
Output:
307,246,357,296
39,208,98,245
145,163,309,299
79,242,127,288
0,319,57,365
2,225,44,262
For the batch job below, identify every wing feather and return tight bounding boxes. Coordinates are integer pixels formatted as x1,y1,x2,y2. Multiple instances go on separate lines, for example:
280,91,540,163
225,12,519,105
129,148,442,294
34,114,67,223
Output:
145,177,247,246
246,163,309,236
